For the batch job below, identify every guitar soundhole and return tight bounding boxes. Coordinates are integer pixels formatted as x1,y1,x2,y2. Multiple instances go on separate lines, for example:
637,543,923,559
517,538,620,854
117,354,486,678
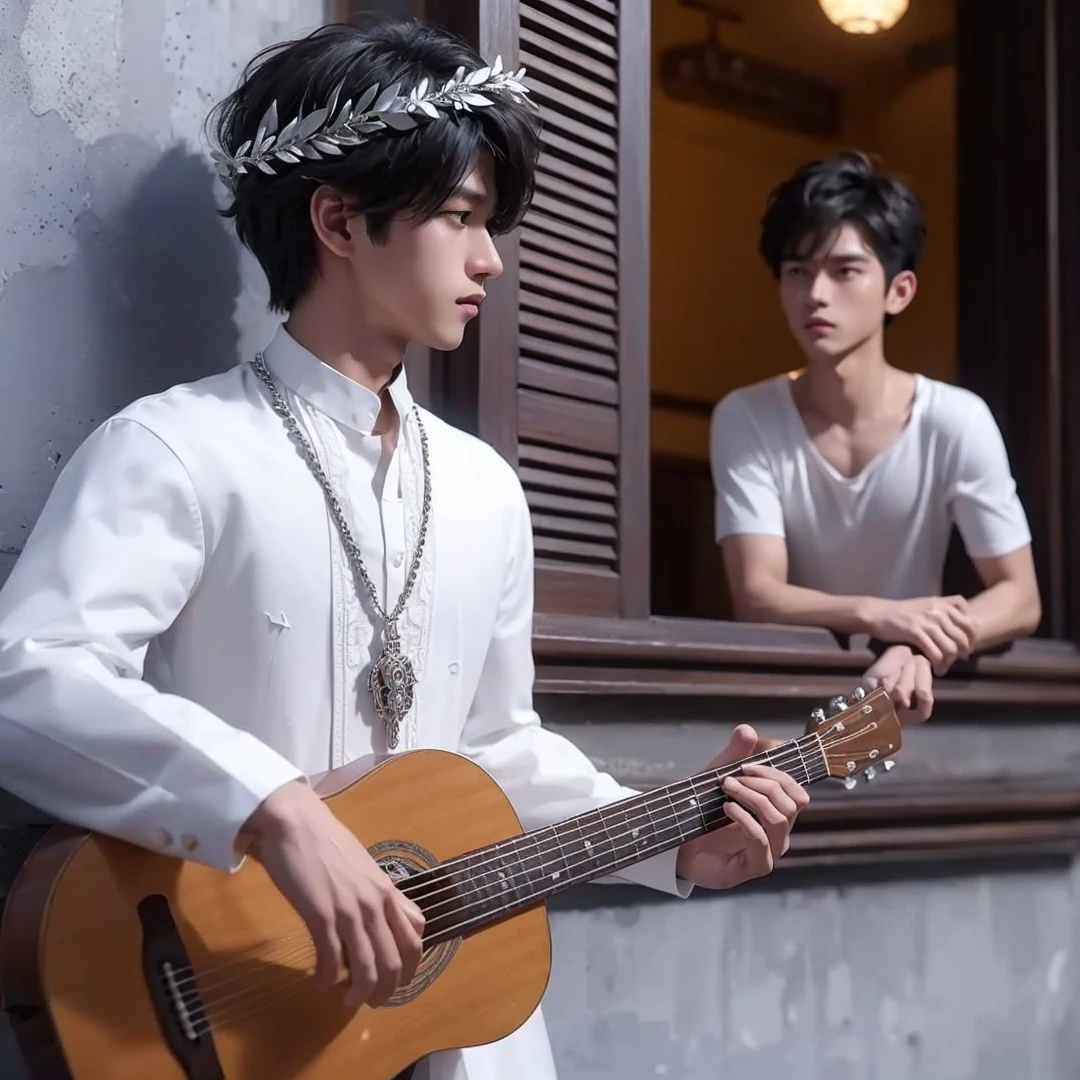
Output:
370,838,459,1007
137,894,224,1080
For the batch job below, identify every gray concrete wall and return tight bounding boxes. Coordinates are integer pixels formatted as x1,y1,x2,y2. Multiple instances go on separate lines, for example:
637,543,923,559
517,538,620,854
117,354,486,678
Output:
547,863,1080,1080
1,3,1079,1080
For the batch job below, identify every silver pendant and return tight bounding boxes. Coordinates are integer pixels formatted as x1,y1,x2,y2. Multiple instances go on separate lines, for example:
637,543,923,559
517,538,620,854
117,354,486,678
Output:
367,622,417,749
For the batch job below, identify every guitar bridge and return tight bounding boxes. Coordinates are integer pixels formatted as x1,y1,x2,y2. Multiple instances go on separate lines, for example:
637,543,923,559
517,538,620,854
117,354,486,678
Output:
138,894,225,1080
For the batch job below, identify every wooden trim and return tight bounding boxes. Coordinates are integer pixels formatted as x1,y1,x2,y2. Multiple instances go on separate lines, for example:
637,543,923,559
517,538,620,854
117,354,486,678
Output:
534,612,869,667
1057,0,1080,639
956,0,1064,638
616,0,650,618
536,665,1080,704
420,0,521,460
535,613,1080,678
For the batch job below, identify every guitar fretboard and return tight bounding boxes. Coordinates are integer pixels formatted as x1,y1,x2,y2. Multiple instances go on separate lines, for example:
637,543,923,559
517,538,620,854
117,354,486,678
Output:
406,733,828,946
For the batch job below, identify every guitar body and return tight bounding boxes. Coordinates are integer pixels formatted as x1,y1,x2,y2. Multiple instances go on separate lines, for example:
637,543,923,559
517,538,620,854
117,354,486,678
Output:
0,750,552,1080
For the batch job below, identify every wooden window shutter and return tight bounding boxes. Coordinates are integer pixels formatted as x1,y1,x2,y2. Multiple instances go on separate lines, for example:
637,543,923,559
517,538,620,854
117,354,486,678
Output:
424,0,651,619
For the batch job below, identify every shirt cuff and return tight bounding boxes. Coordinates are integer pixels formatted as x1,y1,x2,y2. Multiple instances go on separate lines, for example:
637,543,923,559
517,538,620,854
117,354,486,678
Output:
601,844,694,898
145,731,305,872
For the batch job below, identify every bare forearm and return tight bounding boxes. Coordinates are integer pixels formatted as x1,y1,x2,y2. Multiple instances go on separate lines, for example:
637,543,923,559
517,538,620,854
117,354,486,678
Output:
967,580,1042,652
736,580,877,635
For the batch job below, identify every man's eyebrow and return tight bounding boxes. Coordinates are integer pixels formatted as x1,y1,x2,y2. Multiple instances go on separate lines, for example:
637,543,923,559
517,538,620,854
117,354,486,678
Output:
784,251,872,264
449,185,489,205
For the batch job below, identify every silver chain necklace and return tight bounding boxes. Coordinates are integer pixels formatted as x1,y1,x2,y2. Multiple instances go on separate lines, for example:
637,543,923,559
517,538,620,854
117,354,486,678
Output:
251,353,431,749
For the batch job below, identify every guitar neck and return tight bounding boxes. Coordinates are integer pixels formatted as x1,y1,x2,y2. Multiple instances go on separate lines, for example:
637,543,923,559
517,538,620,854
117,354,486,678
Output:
416,733,828,946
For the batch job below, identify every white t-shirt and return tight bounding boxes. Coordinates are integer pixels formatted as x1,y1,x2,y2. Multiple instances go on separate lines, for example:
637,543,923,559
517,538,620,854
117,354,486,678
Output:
709,373,1032,600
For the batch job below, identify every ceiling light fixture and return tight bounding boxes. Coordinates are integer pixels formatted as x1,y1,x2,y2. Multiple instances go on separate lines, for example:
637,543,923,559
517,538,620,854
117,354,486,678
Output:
818,0,910,34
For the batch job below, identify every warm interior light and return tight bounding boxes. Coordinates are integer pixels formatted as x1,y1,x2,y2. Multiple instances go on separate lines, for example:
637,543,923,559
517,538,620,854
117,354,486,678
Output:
818,0,910,34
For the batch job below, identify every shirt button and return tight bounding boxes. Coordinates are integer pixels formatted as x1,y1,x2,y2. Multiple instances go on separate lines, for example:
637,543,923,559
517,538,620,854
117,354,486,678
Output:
393,552,404,567
449,663,459,675
181,834,199,853
154,829,172,848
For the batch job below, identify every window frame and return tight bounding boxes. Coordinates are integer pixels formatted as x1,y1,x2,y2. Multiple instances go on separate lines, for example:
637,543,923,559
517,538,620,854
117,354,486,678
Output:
339,0,1080,872
412,0,1080,687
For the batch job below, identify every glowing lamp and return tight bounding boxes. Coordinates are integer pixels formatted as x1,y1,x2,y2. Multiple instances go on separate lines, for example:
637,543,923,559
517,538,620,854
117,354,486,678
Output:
818,0,910,34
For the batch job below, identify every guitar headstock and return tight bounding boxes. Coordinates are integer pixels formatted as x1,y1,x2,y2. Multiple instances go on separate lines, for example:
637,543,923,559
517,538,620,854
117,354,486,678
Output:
803,685,902,790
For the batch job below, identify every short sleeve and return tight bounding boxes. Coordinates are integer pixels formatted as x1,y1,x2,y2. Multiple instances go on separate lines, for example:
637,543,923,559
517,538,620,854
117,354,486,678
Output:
947,395,1032,559
709,393,786,541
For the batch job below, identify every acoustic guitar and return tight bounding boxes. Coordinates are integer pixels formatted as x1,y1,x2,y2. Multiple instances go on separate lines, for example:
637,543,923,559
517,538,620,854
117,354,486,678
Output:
0,685,899,1079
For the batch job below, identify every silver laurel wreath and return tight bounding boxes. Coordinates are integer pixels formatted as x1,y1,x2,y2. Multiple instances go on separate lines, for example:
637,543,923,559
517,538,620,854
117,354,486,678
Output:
211,55,532,192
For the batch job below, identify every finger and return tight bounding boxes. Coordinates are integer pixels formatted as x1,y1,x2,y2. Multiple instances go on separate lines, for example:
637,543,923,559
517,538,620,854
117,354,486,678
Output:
340,913,379,1008
912,658,934,721
363,903,405,1009
723,777,795,859
721,802,772,876
913,630,944,667
725,774,800,822
308,914,344,991
922,624,957,669
711,723,759,768
936,611,973,657
890,657,916,709
943,608,977,651
395,889,426,933
944,594,970,612
739,765,810,812
387,893,425,987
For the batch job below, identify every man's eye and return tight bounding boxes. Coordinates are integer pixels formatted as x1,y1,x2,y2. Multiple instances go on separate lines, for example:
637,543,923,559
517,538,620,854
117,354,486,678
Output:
446,210,470,225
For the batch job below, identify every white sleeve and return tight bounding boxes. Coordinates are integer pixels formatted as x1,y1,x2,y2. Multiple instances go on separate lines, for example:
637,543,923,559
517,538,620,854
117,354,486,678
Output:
457,474,691,898
947,396,1033,559
709,394,786,541
0,417,303,872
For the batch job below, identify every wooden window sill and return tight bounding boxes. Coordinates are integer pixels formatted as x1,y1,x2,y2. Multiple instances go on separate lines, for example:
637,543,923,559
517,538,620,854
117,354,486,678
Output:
533,613,1080,700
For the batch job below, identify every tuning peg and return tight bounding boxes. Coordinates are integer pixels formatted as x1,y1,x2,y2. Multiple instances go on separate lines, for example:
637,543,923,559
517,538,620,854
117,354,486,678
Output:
883,760,896,772
810,707,827,726
828,695,848,715
863,765,878,781
842,776,858,790
851,685,867,702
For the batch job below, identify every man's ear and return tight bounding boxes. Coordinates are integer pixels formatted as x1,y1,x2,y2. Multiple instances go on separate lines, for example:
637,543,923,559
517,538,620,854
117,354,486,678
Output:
885,269,917,317
310,185,357,259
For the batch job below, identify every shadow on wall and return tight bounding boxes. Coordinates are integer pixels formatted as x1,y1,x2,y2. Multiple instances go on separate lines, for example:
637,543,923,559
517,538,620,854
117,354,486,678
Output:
0,142,241,587
79,143,241,397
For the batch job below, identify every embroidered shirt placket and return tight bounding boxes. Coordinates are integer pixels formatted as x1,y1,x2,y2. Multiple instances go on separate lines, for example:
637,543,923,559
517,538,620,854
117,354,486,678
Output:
396,412,436,752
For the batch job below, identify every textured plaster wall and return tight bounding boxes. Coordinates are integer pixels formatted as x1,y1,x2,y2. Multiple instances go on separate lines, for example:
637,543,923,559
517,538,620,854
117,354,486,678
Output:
0,1,327,1074
0,0,328,586
1,3,1079,1079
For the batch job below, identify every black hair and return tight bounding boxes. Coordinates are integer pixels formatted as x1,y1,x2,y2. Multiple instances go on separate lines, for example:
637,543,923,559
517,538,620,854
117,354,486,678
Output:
209,19,541,313
758,151,926,286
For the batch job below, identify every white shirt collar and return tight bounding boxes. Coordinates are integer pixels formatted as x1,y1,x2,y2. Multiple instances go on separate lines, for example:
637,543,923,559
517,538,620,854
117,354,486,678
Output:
260,323,414,436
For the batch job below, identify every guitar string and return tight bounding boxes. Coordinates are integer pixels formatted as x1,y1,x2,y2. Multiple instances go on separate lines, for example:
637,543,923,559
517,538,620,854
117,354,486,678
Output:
402,743,822,923
186,755,833,1026
171,739,821,1000
170,735,842,1002
188,760,836,1037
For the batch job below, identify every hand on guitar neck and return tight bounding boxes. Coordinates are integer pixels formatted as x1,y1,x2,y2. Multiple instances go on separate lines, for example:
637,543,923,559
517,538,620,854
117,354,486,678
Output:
239,780,427,1008
673,724,810,890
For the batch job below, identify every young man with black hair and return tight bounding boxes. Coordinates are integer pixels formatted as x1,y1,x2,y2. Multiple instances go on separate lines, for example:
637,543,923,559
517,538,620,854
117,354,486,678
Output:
710,152,1041,713
0,21,810,1080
